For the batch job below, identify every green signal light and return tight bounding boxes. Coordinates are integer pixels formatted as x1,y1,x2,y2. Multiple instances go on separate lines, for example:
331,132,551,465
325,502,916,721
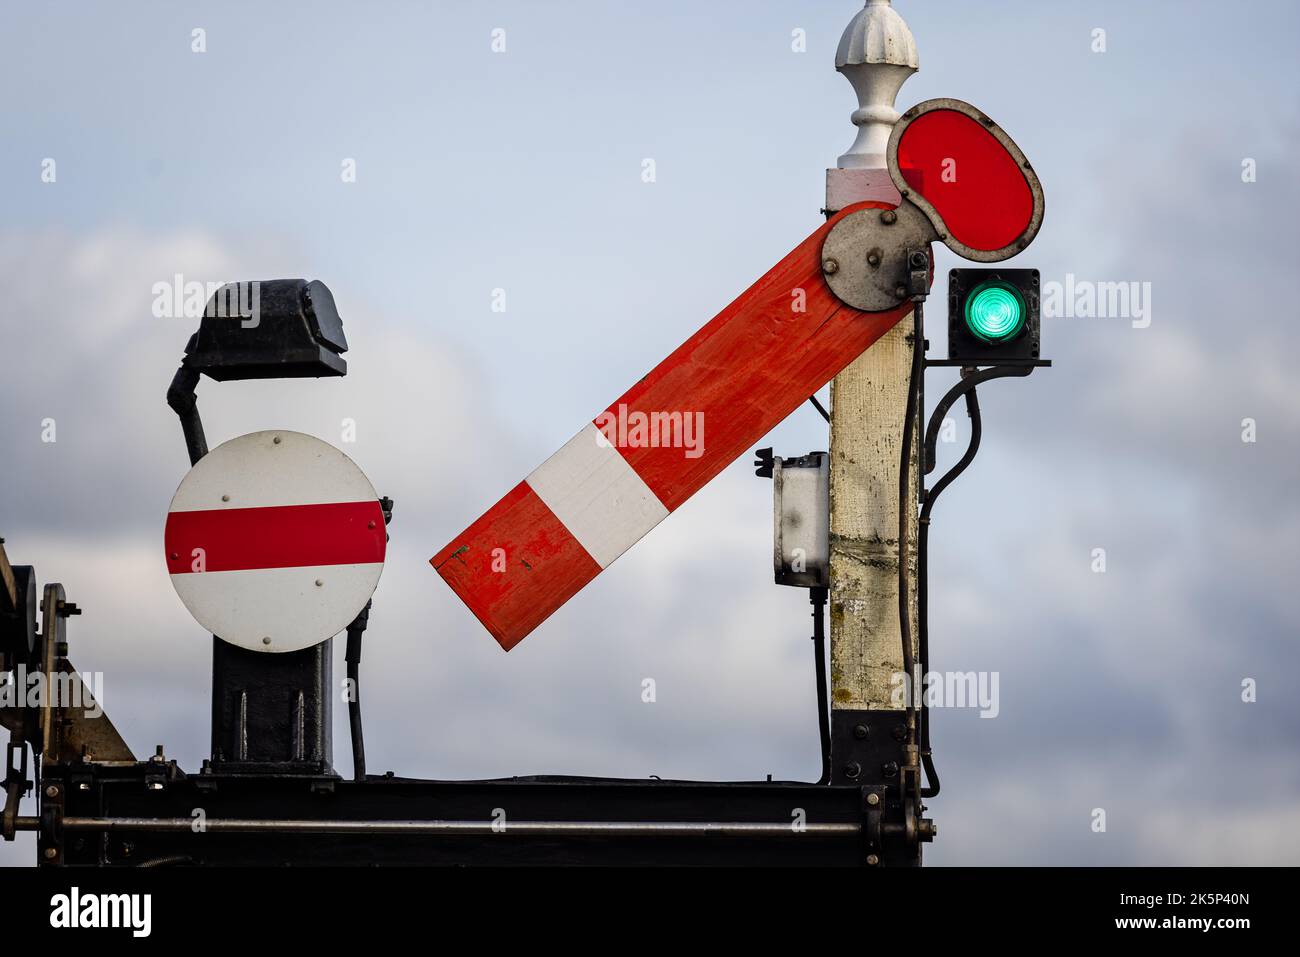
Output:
964,281,1027,344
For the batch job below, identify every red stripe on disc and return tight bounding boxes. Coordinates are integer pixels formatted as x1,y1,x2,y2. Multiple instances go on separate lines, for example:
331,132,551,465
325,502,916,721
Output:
432,482,601,651
165,501,386,574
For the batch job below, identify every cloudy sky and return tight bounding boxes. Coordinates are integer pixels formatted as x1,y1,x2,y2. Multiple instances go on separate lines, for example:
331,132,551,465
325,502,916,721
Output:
2,0,1297,866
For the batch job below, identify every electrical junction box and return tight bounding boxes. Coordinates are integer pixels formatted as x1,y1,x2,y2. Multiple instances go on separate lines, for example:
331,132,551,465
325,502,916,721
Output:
772,451,830,589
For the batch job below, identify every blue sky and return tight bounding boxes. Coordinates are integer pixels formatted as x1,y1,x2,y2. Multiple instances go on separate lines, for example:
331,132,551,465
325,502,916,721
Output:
2,0,1298,865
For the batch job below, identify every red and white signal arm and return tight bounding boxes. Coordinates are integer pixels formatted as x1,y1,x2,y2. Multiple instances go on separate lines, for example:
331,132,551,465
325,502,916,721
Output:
887,97,1045,263
433,99,1046,652
164,430,386,653
433,205,913,650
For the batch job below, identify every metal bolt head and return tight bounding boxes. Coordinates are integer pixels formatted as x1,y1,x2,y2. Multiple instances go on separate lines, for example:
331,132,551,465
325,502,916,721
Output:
894,285,908,299
880,210,897,225
272,436,282,444
221,494,231,502
262,636,272,646
843,762,861,780
882,761,899,778
853,724,869,740
866,853,880,866
45,785,58,798
866,792,880,807
866,250,882,268
315,578,324,587
892,724,908,742
43,847,57,860
822,258,840,275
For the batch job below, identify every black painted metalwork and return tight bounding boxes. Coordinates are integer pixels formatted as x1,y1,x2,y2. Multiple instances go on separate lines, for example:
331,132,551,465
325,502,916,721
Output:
31,762,886,867
182,279,347,382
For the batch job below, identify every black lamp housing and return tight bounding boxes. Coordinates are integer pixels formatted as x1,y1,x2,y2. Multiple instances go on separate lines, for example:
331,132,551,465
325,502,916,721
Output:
182,279,348,381
947,268,1040,365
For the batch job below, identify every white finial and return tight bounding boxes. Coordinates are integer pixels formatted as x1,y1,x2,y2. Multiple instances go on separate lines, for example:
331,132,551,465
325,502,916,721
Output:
835,0,919,170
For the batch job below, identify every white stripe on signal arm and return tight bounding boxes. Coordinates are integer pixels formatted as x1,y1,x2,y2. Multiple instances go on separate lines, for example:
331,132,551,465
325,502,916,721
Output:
525,423,669,569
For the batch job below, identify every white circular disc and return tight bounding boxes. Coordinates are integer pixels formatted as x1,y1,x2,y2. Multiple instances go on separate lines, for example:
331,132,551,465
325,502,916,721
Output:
164,430,386,653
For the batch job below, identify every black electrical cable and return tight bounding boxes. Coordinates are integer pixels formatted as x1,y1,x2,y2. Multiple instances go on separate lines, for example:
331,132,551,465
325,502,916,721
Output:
923,365,1031,475
344,602,372,782
808,394,831,423
917,386,983,798
166,366,208,466
898,303,923,749
811,586,831,785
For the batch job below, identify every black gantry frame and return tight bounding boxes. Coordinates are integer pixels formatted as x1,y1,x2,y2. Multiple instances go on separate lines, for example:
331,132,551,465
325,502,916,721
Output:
15,270,1048,867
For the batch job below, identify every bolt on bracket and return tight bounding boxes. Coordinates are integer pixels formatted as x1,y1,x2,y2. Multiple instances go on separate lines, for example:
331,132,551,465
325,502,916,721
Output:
820,201,938,312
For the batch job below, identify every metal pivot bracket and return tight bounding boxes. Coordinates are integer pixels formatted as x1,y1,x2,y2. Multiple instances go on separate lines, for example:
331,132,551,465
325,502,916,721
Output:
862,785,886,866
820,200,938,312
2,740,29,841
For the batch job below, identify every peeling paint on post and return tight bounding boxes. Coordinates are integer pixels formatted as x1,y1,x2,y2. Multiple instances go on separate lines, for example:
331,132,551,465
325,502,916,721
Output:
826,0,920,711
829,328,920,708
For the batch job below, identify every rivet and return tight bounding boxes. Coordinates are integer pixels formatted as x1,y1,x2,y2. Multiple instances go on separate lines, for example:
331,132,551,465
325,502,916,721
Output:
822,258,840,275
45,785,58,798
315,579,324,587
272,436,282,444
880,210,897,225
262,636,272,646
221,494,230,502
866,792,880,807
43,847,57,860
